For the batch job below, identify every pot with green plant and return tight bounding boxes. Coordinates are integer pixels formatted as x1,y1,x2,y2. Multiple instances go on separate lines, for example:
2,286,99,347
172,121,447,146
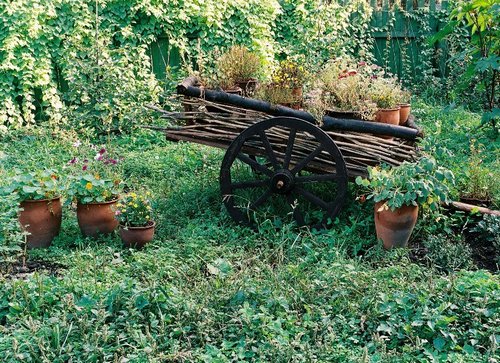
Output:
459,142,497,207
66,146,123,238
356,157,455,249
216,45,262,96
115,192,155,249
397,89,412,125
308,58,377,121
7,169,63,249
271,59,308,106
367,76,402,125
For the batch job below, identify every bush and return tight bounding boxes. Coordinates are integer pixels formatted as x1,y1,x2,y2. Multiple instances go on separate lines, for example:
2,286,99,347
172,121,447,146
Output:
0,193,25,269
423,234,474,272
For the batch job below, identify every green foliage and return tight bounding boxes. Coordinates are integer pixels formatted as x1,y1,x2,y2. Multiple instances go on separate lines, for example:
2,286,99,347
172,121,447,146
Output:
432,0,499,133
216,45,263,85
423,234,474,272
356,157,455,211
2,169,62,201
472,214,500,264
0,193,25,267
65,146,123,203
115,192,154,227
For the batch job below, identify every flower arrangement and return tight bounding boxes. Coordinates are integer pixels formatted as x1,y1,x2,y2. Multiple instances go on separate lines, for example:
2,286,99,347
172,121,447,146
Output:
216,45,262,87
272,59,307,89
66,143,123,204
115,192,153,227
356,156,455,211
5,169,61,201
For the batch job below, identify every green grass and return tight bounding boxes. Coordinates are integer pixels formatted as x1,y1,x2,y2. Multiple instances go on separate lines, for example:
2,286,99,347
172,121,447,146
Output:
0,102,499,362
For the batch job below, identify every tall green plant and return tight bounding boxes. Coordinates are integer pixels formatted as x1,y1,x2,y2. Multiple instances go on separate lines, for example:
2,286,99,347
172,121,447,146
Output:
432,0,499,135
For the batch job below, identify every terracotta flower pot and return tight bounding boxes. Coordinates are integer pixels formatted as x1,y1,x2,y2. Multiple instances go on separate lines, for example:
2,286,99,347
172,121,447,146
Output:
375,107,400,125
398,104,411,125
374,201,418,249
292,87,303,98
235,79,258,96
19,197,62,249
77,199,118,238
119,222,155,249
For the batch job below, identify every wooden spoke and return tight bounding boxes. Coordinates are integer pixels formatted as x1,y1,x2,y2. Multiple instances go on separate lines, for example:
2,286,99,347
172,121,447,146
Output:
295,173,340,184
236,153,273,176
290,145,323,175
294,187,330,210
283,128,297,170
259,130,280,170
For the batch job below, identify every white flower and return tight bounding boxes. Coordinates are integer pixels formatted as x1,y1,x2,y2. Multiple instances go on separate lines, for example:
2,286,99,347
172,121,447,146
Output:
94,153,103,161
73,140,81,148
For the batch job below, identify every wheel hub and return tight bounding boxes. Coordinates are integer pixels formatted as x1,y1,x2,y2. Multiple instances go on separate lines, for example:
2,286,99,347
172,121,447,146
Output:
270,169,295,194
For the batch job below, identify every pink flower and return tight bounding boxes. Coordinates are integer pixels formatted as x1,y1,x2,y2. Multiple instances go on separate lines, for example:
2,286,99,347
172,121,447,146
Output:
347,69,357,76
68,157,78,164
83,159,88,163
99,148,106,155
358,61,366,66
82,165,88,171
94,153,103,161
115,210,121,215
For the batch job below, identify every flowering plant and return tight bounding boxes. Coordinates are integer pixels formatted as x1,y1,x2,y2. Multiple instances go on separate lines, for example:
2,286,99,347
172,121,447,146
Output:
272,59,307,89
3,169,62,201
115,192,153,227
65,143,123,204
366,76,403,109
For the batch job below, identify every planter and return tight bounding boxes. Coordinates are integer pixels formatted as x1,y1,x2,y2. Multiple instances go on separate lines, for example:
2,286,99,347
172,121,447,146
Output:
19,197,62,249
374,201,418,249
77,199,118,238
235,79,258,96
398,104,411,125
375,107,400,125
119,222,155,249
292,87,303,98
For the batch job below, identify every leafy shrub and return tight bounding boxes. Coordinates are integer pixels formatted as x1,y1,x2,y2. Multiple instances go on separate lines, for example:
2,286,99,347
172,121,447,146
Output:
472,214,500,264
0,193,25,268
422,234,474,272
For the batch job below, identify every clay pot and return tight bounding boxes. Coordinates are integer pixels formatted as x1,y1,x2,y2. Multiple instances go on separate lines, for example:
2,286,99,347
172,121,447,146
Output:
235,79,258,96
374,201,418,249
292,87,303,98
398,104,411,125
375,107,400,125
77,199,118,238
119,222,155,249
19,197,62,249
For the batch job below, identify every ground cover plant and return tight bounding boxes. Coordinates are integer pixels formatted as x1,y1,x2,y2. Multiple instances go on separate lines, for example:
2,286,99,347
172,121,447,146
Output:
0,100,499,362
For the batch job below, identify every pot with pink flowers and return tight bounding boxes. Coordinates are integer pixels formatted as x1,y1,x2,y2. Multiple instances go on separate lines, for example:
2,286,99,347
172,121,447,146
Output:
66,145,123,238
115,192,155,249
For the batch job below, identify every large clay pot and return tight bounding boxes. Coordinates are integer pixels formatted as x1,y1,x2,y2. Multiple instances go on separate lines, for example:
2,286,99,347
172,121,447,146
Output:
119,222,155,249
19,197,62,249
398,104,411,125
374,201,418,249
77,199,118,238
375,107,400,125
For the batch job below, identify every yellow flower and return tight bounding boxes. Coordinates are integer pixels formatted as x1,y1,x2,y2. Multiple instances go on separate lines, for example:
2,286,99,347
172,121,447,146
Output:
134,204,138,208
122,209,126,212
94,173,100,180
85,182,93,190
131,192,137,198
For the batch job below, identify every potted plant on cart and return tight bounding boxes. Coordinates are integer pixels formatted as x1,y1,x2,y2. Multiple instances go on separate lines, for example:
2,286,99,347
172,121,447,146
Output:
66,147,123,238
367,76,402,125
6,169,63,249
397,89,412,125
216,45,262,96
308,58,377,121
356,157,455,249
115,192,155,249
271,59,308,108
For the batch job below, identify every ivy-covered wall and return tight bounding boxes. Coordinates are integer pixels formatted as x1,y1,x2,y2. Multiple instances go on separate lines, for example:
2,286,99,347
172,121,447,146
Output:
0,0,376,134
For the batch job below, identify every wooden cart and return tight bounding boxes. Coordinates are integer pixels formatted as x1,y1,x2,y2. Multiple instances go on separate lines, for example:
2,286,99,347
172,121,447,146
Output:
151,77,422,229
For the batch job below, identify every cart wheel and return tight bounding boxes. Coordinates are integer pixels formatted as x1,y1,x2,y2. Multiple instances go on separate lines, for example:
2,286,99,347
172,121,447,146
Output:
220,117,348,230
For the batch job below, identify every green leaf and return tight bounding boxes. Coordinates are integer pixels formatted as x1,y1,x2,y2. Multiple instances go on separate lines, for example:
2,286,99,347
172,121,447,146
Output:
433,336,446,351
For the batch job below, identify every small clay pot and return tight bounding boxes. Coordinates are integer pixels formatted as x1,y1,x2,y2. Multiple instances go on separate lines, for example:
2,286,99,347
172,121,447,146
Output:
119,222,155,249
77,199,118,238
235,79,258,96
374,201,418,249
19,197,62,249
398,104,411,125
375,107,401,125
292,87,303,98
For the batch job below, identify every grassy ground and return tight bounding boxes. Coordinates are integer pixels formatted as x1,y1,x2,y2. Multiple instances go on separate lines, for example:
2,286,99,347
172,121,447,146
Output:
0,101,499,362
